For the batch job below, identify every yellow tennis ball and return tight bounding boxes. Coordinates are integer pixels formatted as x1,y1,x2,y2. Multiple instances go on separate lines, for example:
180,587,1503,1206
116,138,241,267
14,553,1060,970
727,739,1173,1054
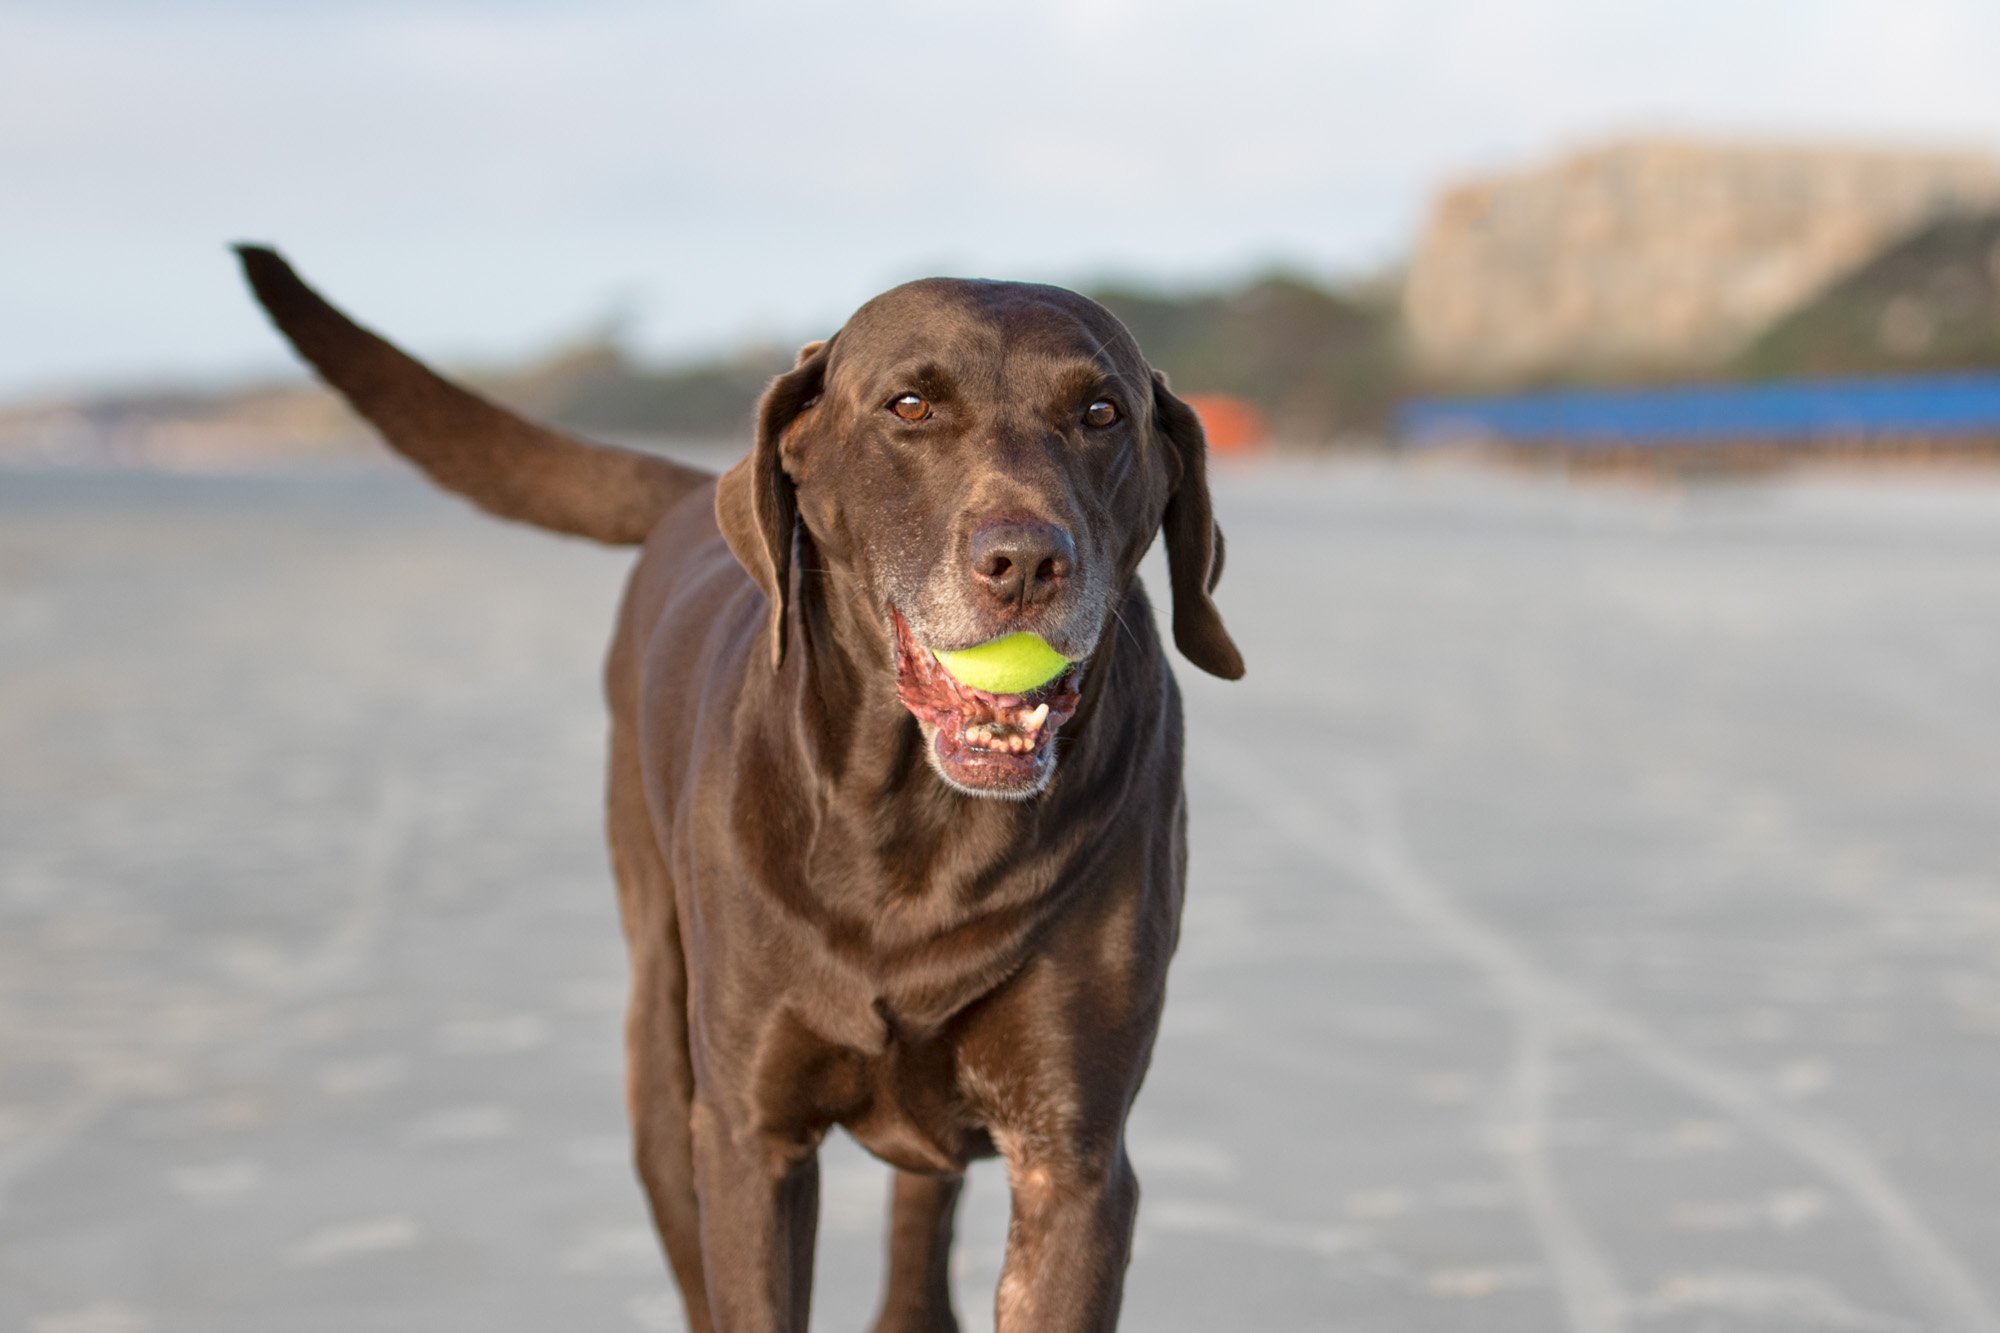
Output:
932,633,1071,695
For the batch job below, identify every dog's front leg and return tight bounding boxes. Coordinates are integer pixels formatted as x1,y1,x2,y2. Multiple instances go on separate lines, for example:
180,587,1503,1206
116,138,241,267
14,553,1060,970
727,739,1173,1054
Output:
872,1170,964,1333
688,1099,820,1333
991,1140,1140,1332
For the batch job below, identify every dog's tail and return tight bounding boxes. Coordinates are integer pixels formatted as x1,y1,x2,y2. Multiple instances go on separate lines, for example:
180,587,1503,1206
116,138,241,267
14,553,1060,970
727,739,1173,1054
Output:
236,244,710,546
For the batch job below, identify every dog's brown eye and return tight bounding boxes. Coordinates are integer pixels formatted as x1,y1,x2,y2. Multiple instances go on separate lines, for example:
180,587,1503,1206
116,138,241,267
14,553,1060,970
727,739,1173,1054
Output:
890,393,931,422
1084,399,1120,428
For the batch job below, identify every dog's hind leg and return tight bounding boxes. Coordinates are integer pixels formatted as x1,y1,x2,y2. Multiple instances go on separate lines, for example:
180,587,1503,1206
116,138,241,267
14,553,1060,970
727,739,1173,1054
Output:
609,735,713,1333
871,1170,963,1333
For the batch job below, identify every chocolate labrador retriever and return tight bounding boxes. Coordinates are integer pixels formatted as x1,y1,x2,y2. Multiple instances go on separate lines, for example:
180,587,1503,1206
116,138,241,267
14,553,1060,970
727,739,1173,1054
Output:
237,246,1242,1332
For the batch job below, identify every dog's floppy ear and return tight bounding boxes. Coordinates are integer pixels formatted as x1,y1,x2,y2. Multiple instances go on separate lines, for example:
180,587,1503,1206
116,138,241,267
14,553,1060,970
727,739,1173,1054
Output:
1151,371,1245,680
717,339,832,669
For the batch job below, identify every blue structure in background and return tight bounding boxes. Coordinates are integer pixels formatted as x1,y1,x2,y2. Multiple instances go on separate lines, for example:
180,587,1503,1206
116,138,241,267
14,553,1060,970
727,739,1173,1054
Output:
1398,373,2000,448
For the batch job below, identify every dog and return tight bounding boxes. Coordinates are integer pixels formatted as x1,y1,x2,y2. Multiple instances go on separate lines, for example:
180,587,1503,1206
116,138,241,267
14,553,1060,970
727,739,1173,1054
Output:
238,246,1242,1332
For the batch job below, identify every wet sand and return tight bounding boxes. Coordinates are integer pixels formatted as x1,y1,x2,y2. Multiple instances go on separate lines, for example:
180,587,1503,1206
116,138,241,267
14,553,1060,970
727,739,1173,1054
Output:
3,459,1998,1332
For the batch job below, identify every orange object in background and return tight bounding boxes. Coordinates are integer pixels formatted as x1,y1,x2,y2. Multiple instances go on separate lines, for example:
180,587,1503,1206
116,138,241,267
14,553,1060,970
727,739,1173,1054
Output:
1183,393,1268,454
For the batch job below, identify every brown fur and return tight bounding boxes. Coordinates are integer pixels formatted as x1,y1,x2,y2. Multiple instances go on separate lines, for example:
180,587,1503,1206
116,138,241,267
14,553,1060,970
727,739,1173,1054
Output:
238,247,1241,1332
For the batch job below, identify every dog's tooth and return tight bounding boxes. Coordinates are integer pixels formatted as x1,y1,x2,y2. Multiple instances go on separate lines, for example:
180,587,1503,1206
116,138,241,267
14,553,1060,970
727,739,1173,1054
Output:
1022,703,1050,734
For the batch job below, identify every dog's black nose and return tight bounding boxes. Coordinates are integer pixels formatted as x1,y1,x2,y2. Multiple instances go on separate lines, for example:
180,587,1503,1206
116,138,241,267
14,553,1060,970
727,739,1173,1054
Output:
970,520,1075,607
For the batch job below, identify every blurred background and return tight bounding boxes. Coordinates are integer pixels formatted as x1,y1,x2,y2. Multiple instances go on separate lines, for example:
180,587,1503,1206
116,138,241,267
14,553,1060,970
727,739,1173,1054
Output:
5,2,2000,1331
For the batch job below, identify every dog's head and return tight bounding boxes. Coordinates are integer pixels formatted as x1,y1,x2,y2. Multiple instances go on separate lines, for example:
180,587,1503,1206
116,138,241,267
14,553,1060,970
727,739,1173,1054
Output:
717,278,1241,799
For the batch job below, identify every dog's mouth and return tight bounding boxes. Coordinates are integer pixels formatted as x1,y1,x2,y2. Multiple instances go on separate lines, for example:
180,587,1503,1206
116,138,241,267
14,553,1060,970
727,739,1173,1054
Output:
892,610,1082,798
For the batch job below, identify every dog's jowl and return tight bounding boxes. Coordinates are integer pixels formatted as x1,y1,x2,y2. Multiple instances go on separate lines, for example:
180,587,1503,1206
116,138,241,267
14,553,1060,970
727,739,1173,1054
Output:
239,245,1241,1333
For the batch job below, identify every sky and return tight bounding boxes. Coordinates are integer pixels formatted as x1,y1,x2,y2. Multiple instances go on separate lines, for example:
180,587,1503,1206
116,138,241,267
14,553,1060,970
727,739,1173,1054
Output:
6,0,2000,400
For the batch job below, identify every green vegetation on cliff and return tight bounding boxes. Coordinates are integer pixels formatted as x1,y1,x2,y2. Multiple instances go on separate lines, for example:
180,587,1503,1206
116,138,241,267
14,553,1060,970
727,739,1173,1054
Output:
1737,212,2000,380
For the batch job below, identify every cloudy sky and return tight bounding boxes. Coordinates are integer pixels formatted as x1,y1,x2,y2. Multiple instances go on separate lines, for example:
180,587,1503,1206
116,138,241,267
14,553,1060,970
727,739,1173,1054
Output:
6,0,1999,399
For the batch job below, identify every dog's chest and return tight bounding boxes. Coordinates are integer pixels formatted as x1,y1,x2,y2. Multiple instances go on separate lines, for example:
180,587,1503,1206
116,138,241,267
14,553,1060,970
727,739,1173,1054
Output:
840,1047,982,1175
778,1016,984,1175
